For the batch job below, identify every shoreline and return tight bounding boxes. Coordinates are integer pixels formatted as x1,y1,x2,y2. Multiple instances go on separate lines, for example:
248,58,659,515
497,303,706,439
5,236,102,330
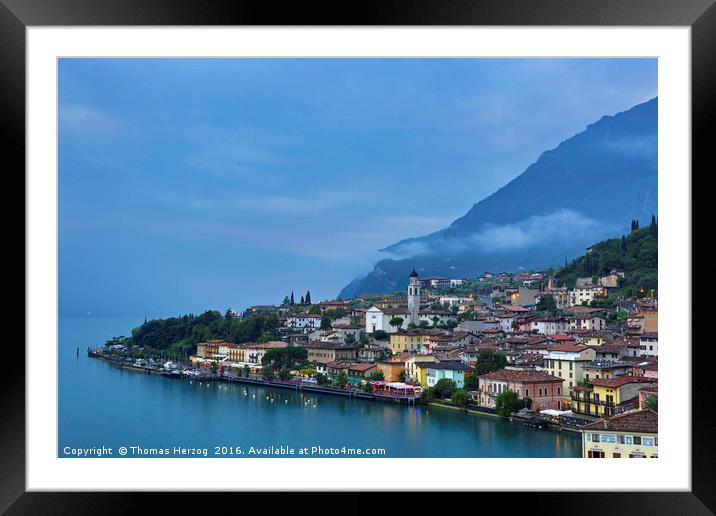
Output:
89,351,581,434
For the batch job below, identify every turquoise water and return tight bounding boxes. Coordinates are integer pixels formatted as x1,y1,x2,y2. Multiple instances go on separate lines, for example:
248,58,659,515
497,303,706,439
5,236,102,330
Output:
58,316,581,458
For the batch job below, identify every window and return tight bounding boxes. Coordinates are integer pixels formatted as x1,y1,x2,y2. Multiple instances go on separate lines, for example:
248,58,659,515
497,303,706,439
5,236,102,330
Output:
557,387,561,395
525,389,529,397
587,450,605,458
633,436,642,445
625,436,633,445
642,437,655,446
591,433,600,442
612,452,621,458
585,433,591,442
600,434,616,443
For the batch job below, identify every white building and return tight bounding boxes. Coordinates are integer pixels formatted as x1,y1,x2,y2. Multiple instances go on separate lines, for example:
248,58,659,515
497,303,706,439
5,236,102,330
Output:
529,317,570,335
439,296,471,309
569,285,605,307
568,315,606,331
639,332,658,357
287,314,322,330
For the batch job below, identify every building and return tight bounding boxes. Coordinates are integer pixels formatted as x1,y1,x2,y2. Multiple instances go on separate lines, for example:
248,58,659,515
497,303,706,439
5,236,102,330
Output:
569,285,605,307
389,329,439,354
626,311,658,334
638,385,658,409
377,357,406,382
568,315,606,331
457,317,501,333
287,314,322,330
304,341,357,363
528,316,570,335
476,369,564,411
418,361,471,389
510,287,540,307
571,375,657,418
318,300,348,312
195,339,227,359
580,409,658,458
541,343,597,400
405,355,439,383
439,296,471,308
241,341,289,365
582,360,633,381
639,332,658,356
325,361,378,380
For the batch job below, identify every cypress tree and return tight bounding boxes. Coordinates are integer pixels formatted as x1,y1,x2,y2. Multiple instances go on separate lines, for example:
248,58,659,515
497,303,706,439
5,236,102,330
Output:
300,296,305,305
290,291,295,305
305,290,312,305
650,214,657,235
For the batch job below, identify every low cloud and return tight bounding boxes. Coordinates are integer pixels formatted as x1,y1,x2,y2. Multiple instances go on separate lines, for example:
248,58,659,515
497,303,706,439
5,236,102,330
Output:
469,209,600,250
385,209,601,257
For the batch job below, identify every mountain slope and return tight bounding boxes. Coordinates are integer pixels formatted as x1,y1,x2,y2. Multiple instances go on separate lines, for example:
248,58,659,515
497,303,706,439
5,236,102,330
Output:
339,98,658,299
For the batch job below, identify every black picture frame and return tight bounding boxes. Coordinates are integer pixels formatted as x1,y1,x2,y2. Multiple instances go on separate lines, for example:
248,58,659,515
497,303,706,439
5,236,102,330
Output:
4,0,709,513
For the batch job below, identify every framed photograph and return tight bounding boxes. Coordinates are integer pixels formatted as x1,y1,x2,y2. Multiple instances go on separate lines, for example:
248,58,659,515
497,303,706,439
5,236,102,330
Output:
6,0,710,511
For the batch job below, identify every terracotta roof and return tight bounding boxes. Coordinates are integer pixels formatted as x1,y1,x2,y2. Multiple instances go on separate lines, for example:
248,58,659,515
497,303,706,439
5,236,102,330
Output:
589,375,656,388
478,369,562,383
580,409,658,433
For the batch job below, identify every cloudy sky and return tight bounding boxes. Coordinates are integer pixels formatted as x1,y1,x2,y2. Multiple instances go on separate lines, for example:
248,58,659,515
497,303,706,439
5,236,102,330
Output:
58,58,657,317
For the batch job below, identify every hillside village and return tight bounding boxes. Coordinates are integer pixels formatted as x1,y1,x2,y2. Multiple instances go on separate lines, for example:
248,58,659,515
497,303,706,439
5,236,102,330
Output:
96,223,658,459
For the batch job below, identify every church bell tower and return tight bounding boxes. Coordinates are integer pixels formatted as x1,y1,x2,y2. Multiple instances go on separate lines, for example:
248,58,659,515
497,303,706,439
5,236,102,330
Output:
407,268,420,326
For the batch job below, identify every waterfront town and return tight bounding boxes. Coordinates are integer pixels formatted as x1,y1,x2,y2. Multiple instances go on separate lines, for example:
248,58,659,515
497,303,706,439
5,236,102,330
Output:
94,228,659,460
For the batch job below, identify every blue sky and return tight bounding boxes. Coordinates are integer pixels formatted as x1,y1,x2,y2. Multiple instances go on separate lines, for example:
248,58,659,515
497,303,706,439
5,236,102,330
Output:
58,58,657,317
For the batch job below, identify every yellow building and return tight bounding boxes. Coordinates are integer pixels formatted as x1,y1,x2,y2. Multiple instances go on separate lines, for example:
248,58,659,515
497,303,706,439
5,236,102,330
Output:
389,329,435,354
580,409,658,458
571,376,656,418
405,355,439,383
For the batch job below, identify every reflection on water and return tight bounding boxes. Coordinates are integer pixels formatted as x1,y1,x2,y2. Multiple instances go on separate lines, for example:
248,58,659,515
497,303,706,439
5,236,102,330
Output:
59,316,581,458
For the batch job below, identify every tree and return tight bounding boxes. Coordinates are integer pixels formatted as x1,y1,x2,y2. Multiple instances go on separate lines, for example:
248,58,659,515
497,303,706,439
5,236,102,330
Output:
345,333,356,344
368,370,384,381
290,291,295,305
451,389,469,408
418,320,430,329
305,291,312,305
495,390,523,416
261,364,274,379
373,330,388,341
649,214,658,236
433,378,456,399
537,294,557,314
431,316,440,328
389,317,404,332
398,370,407,383
363,382,374,393
475,349,507,375
335,371,348,389
320,318,332,331
300,296,305,305
420,387,436,402
645,395,658,411
464,374,479,391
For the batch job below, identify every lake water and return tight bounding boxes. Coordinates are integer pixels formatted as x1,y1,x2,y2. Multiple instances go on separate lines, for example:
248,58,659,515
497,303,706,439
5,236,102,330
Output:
58,316,581,458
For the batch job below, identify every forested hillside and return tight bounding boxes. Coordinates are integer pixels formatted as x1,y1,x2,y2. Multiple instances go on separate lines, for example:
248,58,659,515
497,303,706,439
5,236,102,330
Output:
556,217,658,297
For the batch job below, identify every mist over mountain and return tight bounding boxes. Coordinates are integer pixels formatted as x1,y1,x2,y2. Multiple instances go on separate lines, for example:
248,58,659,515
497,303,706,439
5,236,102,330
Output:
338,97,657,299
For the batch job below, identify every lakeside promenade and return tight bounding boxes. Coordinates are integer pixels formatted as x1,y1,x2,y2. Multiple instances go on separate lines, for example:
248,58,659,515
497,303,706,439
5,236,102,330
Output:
88,349,580,434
